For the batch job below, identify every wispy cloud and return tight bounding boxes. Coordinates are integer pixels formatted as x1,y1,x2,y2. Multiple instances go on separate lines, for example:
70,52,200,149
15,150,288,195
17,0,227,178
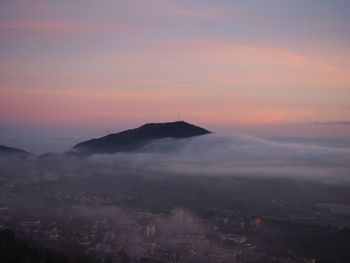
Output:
142,39,350,89
0,21,128,36
315,121,350,125
137,0,238,20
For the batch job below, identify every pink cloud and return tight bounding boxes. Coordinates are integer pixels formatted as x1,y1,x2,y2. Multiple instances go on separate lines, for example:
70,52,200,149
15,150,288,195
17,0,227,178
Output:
0,21,129,36
130,39,350,89
1,85,347,127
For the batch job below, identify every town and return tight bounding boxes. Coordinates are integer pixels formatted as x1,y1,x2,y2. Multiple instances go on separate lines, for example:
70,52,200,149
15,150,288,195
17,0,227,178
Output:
1,167,349,262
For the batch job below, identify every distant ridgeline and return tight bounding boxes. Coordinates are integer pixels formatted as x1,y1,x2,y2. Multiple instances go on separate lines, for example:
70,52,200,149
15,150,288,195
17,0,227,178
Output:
0,145,32,158
72,121,211,155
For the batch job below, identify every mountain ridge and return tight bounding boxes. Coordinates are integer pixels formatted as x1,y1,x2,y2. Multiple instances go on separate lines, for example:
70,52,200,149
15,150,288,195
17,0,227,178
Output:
0,145,32,157
73,121,211,154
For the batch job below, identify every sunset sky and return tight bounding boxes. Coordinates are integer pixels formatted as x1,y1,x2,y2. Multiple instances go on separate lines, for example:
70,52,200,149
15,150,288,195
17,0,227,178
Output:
1,0,350,152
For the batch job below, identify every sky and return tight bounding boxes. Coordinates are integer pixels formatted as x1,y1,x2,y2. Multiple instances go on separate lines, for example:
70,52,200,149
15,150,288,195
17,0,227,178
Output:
1,0,350,152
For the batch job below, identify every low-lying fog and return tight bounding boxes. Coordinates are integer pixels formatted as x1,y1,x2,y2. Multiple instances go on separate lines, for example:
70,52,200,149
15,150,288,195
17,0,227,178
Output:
2,132,350,184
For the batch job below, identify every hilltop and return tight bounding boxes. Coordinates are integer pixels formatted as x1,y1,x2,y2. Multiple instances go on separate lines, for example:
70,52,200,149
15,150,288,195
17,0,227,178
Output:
73,121,211,154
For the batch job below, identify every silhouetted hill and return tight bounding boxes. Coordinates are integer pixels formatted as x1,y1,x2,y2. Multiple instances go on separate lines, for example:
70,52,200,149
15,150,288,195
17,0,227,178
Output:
73,121,211,154
0,145,32,157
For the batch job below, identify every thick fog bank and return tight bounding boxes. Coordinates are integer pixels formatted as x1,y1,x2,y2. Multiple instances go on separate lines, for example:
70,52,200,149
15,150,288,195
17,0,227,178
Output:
90,133,350,183
1,132,350,184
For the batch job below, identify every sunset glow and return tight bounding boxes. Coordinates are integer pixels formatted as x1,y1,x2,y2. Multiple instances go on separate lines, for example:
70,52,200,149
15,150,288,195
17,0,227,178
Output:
1,0,350,137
